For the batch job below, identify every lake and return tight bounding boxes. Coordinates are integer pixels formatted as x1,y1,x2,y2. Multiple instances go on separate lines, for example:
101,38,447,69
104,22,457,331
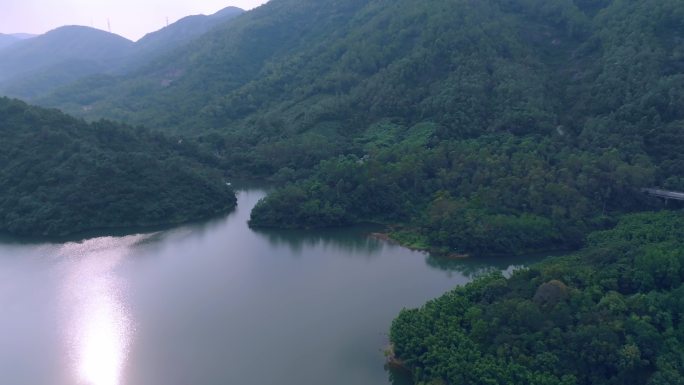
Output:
0,188,539,385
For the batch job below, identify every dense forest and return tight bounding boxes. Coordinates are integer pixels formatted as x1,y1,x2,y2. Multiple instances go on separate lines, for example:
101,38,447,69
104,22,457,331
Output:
17,0,684,255
242,0,683,255
0,98,236,237
121,7,244,74
390,211,684,385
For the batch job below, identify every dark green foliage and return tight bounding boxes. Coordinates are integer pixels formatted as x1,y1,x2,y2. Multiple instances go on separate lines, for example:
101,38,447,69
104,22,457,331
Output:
251,133,654,255
240,0,684,254
0,98,236,237
119,7,244,73
36,0,684,253
390,211,684,385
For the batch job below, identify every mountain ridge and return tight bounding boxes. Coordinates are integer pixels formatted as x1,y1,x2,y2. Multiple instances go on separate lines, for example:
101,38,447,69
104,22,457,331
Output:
120,6,244,73
0,26,133,99
0,6,244,99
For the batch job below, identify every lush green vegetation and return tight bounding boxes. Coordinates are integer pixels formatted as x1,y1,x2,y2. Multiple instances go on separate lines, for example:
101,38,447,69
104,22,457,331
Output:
3,1,682,381
0,98,236,237
249,133,655,255
5,1,680,382
390,211,684,385
32,0,684,254
242,0,684,255
119,7,244,73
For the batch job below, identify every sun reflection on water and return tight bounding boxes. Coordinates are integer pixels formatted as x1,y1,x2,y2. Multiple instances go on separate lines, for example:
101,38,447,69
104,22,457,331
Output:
77,294,129,385
58,234,150,385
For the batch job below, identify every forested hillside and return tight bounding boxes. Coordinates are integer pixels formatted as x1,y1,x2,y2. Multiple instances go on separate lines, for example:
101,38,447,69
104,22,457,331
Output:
0,98,236,237
0,26,134,99
244,0,683,255
118,6,244,73
38,0,684,254
390,211,684,385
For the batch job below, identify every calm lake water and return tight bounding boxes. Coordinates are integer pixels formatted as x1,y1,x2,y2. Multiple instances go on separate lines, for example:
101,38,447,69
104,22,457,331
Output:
0,188,539,385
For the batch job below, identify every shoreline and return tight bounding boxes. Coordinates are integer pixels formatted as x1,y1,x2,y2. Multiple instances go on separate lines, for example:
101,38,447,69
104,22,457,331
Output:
0,204,237,245
369,232,471,259
369,231,577,260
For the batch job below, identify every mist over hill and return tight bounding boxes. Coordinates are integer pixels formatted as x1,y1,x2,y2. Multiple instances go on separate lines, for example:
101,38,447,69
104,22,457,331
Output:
0,26,133,99
0,34,20,51
123,6,244,72
0,7,244,100
0,33,35,51
10,33,37,40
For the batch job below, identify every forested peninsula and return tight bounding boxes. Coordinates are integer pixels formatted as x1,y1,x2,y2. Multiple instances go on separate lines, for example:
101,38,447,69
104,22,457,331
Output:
390,211,684,385
0,98,236,237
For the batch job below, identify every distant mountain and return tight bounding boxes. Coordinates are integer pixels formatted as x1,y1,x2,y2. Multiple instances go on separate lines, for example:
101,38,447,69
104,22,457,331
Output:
0,7,244,99
0,26,133,99
39,0,373,129
0,97,236,237
0,34,19,51
0,33,35,50
10,33,37,40
123,6,244,72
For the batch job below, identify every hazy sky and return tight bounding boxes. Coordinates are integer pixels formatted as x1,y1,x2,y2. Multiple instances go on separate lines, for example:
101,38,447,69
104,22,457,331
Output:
0,0,269,41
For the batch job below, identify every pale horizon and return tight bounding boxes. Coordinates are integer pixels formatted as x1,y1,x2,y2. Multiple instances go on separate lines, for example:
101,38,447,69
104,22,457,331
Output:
0,0,269,41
